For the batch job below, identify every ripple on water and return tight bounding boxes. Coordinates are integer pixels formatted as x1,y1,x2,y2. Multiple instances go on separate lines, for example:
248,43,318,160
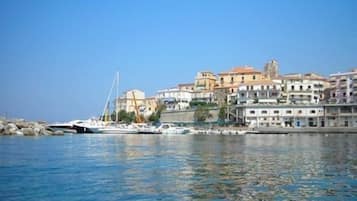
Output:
0,134,357,200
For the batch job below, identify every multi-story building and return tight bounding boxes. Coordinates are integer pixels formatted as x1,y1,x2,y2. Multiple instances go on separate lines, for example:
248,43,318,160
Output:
236,80,282,105
264,60,279,79
194,71,216,91
281,73,328,104
116,89,156,117
236,104,324,127
191,90,215,104
156,87,192,111
329,69,357,104
178,83,194,91
142,97,158,117
215,66,265,106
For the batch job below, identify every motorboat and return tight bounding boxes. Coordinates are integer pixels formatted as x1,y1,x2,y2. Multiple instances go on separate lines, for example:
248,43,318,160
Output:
135,123,161,134
97,124,138,134
157,123,190,134
48,122,77,133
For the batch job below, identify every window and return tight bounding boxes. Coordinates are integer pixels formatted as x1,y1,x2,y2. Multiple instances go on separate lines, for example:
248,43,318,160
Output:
241,76,244,81
291,86,295,90
332,93,336,97
273,110,279,114
273,85,276,90
250,110,255,114
300,85,303,91
251,86,253,90
262,110,268,114
267,85,270,90
231,77,234,83
310,110,316,114
241,93,245,97
261,85,264,90
286,110,292,114
246,86,249,90
298,110,302,114
343,92,346,97
253,75,256,80
308,85,311,89
231,89,234,93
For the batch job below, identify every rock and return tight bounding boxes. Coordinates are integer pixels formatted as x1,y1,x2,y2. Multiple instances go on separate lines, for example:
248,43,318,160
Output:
53,130,64,135
15,121,30,129
21,128,35,136
43,129,53,135
33,127,41,135
16,130,24,136
0,123,4,134
5,123,19,135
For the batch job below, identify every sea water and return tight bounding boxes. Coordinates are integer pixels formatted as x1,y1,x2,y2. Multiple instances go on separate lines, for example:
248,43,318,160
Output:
0,134,356,200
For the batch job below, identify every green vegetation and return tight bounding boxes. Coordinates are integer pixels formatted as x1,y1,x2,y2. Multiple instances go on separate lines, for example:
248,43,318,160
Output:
109,110,135,123
194,105,212,122
148,104,166,123
218,106,226,120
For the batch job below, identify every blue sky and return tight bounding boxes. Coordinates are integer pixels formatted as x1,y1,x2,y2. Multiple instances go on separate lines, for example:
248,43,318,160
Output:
1,0,356,122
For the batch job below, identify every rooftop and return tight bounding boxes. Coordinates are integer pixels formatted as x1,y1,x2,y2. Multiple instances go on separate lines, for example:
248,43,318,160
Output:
219,66,262,75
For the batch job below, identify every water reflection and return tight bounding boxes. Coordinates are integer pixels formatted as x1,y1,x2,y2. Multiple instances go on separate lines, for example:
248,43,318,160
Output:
0,134,356,200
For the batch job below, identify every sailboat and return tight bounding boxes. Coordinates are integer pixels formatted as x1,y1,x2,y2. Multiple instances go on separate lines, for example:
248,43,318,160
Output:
96,72,139,134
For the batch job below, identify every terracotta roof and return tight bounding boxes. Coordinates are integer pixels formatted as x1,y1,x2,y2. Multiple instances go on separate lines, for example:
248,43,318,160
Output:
219,66,262,75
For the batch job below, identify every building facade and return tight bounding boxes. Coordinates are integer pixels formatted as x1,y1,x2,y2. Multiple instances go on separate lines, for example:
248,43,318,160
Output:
329,69,357,104
156,88,192,111
116,89,156,117
281,73,328,104
236,80,282,105
236,104,324,127
194,71,217,91
178,83,194,91
264,60,279,79
215,66,265,106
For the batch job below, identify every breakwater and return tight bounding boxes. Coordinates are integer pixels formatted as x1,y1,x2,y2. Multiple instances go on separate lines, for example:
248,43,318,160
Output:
0,118,63,136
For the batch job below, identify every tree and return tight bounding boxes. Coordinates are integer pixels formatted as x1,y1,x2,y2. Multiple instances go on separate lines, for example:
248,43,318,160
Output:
194,105,212,122
218,106,226,123
148,104,166,123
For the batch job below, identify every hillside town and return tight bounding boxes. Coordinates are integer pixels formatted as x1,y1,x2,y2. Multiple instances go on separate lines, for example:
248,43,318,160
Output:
114,60,357,128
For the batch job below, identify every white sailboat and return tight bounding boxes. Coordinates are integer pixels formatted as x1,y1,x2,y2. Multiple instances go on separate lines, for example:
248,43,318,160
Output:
97,72,139,134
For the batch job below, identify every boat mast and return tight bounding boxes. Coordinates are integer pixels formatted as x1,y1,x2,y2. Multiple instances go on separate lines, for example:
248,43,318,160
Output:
115,72,119,122
101,73,117,121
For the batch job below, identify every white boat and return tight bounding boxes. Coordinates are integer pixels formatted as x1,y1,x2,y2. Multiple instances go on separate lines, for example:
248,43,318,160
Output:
72,119,106,133
48,122,77,133
157,123,190,134
98,124,138,134
135,123,161,134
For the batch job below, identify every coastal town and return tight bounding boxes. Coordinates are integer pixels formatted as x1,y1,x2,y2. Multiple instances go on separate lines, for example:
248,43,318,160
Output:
112,59,357,130
1,59,357,136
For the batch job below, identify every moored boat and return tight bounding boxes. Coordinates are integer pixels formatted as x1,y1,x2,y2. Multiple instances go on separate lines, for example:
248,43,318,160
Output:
157,123,190,134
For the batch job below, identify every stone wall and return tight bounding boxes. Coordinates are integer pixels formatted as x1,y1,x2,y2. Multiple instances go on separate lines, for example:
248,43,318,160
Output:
160,108,219,123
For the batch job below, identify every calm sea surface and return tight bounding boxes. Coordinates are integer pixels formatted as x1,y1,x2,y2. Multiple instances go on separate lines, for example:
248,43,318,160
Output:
0,134,357,201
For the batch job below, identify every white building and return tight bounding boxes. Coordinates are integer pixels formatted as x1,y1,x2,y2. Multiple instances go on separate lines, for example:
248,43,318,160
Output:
236,104,324,128
281,73,328,104
236,80,282,105
329,69,357,104
156,88,192,111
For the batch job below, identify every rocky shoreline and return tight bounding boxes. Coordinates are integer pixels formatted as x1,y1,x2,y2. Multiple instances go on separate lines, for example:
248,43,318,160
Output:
0,118,64,136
